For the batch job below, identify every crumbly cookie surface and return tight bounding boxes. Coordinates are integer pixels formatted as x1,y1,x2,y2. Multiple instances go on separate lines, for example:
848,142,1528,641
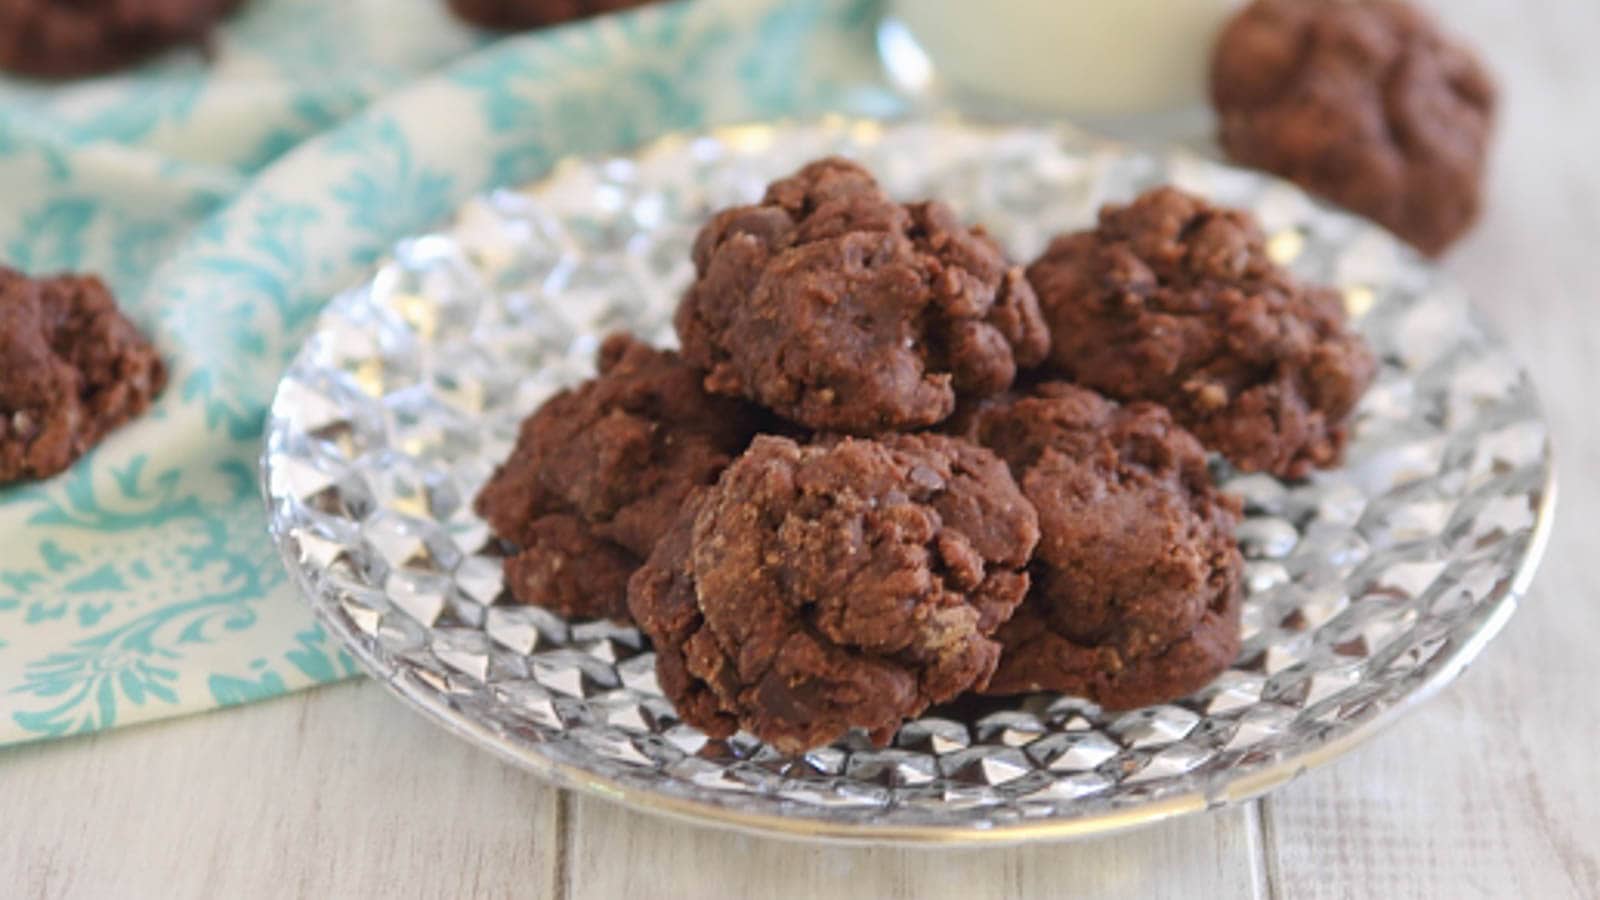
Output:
959,383,1243,710
676,158,1049,434
475,333,760,620
0,268,167,485
1027,186,1375,478
628,433,1038,751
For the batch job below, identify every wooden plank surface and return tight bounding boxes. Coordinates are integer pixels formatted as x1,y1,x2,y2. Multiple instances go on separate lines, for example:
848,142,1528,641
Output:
567,794,1265,900
3,1,1598,898
0,683,560,900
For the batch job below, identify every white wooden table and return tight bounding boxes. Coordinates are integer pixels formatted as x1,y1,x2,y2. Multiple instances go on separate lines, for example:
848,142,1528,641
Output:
4,3,1598,897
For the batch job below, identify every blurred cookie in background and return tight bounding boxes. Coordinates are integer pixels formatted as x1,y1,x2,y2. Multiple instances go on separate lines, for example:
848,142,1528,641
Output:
1211,0,1496,256
0,268,166,484
447,0,657,31
0,0,245,79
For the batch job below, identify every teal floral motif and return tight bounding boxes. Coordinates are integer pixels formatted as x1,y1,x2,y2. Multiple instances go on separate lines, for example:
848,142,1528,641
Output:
208,668,287,707
227,1,355,86
12,648,181,737
1,0,891,748
452,0,890,189
163,197,323,438
104,211,200,304
14,452,200,530
283,625,360,683
452,3,728,187
325,116,456,266
1,452,244,629
238,94,359,174
9,582,261,737
4,454,278,738
736,0,881,114
227,0,484,113
6,578,246,737
6,196,95,273
0,119,73,181
0,186,230,306
207,628,356,707
0,73,207,179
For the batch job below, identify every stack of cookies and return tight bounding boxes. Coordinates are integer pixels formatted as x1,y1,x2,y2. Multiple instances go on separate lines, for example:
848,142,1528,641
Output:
476,158,1375,753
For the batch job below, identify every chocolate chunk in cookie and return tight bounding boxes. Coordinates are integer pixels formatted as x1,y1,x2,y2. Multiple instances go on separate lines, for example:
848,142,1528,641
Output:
446,0,654,31
676,158,1050,435
1028,186,1375,479
958,383,1243,710
475,333,762,621
628,433,1038,752
0,268,167,485
0,0,243,79
1211,0,1496,256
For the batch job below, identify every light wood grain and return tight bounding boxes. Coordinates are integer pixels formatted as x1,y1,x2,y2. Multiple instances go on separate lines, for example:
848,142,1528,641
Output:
567,795,1265,900
0,683,560,900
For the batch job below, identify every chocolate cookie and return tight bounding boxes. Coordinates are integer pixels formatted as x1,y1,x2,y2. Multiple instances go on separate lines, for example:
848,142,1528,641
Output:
1211,0,1496,256
0,0,242,79
985,591,1243,712
958,383,1243,710
446,0,654,31
1027,186,1376,479
628,433,1039,752
0,268,167,485
475,333,761,621
676,158,1050,435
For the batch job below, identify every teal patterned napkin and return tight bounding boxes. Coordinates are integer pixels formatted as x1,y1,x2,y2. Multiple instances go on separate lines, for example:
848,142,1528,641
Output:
0,0,888,745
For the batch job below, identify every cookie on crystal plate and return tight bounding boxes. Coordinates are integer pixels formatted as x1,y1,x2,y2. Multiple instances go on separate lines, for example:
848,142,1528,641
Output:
628,433,1038,751
956,383,1243,709
475,333,762,621
1027,186,1375,479
676,158,1050,435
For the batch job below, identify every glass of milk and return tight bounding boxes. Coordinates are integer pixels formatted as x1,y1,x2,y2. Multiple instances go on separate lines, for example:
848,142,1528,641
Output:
879,0,1242,136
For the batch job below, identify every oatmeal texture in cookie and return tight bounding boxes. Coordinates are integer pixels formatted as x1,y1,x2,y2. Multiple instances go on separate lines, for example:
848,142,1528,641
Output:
676,158,1050,434
0,0,243,79
0,268,167,485
446,0,655,30
474,333,761,621
628,433,1039,752
958,383,1243,710
1211,0,1496,256
1028,186,1375,479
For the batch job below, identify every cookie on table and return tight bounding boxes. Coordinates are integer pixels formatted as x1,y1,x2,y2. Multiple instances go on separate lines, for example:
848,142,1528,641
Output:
957,383,1243,710
1211,0,1496,256
474,333,763,622
446,0,655,30
0,268,167,485
676,158,1050,435
628,433,1039,752
1027,186,1375,479
0,0,244,79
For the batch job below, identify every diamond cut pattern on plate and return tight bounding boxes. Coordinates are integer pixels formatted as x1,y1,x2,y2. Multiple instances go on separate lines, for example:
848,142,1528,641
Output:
263,121,1550,835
